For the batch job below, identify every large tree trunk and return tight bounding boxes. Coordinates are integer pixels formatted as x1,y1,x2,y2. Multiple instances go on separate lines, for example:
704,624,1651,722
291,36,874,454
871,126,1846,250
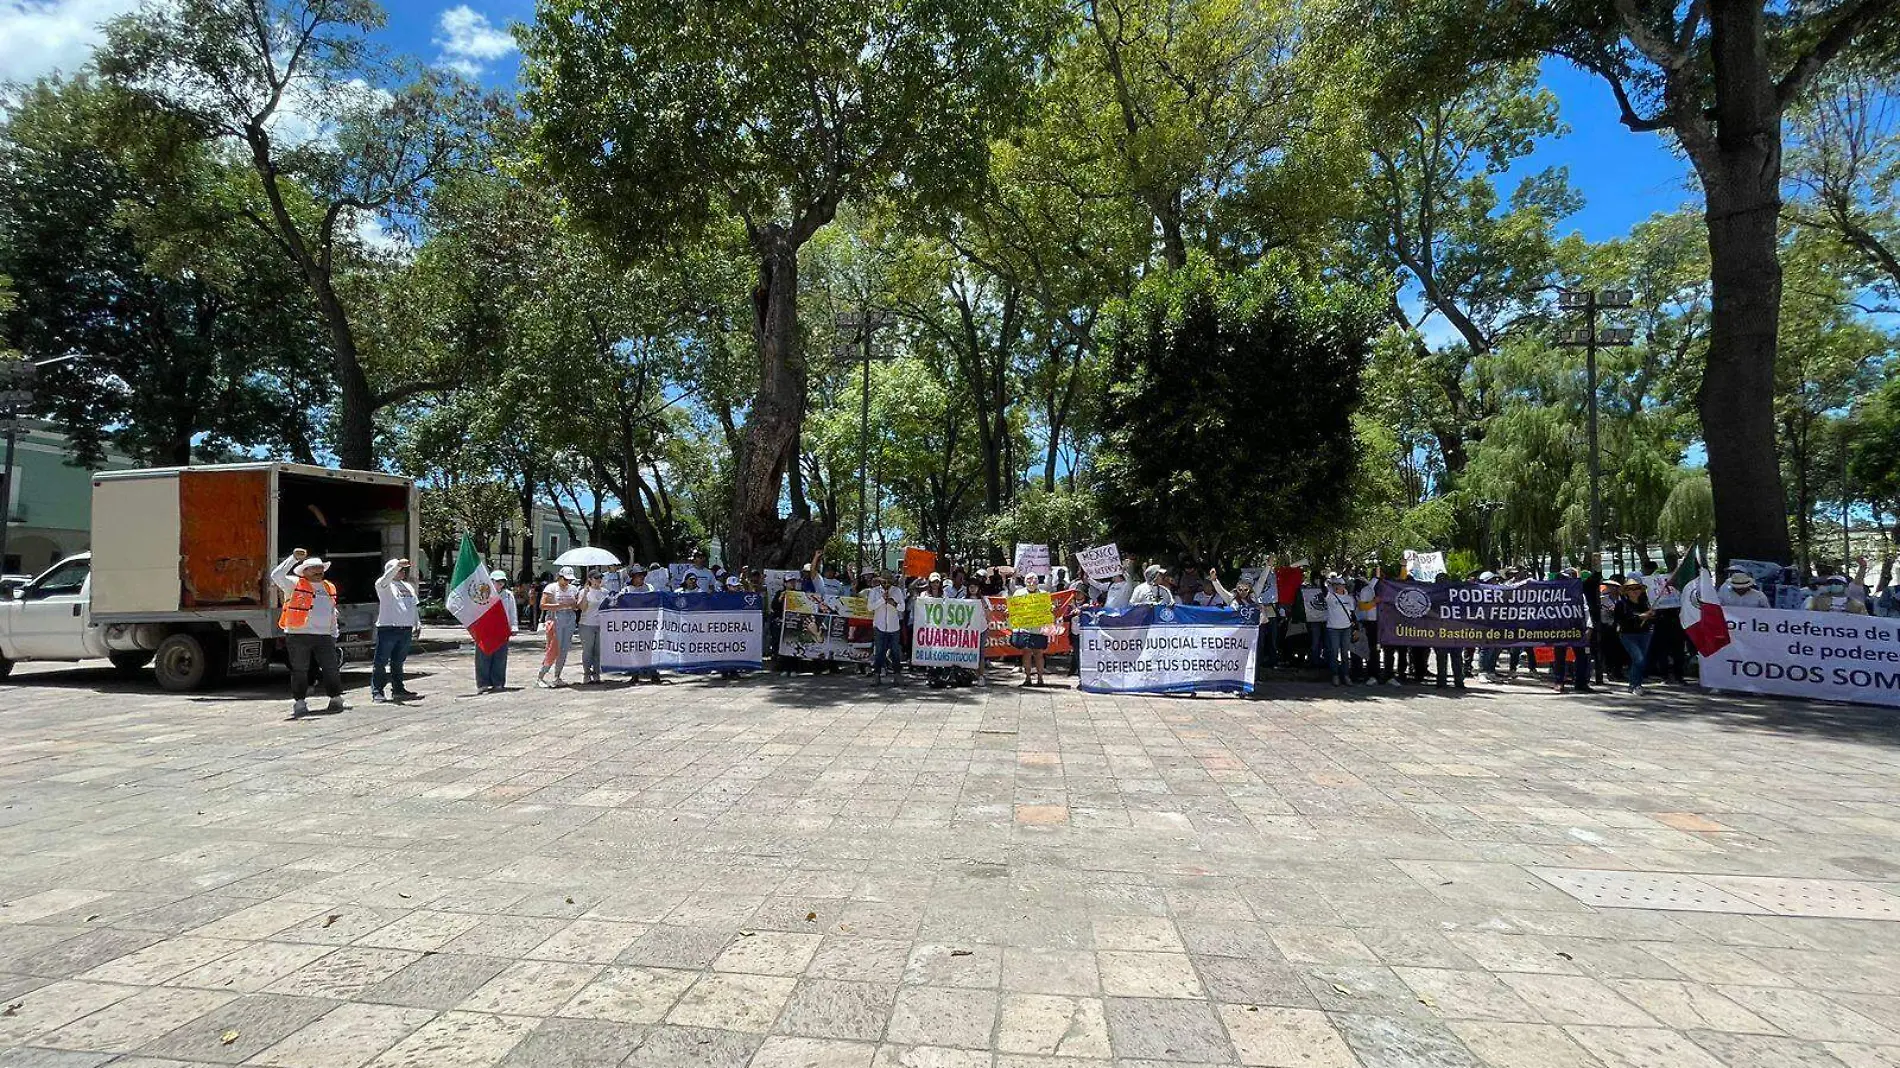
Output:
1690,1,1794,569
1700,167,1794,567
243,127,377,471
727,227,828,567
314,278,377,471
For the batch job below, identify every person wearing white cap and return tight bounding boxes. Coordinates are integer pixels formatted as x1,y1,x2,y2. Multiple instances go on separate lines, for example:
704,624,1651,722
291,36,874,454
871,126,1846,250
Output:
538,567,581,687
624,564,662,684
1805,574,1870,614
1321,575,1357,687
476,570,518,693
1716,569,1769,608
371,557,421,703
1132,563,1175,606
270,548,344,716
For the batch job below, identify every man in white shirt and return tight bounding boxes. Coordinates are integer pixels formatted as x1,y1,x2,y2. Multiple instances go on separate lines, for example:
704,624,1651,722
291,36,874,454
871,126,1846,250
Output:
868,570,906,685
1132,564,1175,606
1716,570,1770,607
684,548,718,591
372,557,421,703
270,548,344,716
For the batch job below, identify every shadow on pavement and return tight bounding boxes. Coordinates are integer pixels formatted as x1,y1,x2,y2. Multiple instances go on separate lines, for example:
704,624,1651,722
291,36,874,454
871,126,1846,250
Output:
1590,681,1900,745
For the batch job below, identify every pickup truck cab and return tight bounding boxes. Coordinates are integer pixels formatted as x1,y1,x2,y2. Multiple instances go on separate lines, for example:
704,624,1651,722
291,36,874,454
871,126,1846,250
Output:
0,553,156,679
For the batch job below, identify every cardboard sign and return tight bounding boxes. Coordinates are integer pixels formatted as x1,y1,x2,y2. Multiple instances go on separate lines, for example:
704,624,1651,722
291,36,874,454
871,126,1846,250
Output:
1077,543,1123,582
1007,592,1055,630
1402,550,1445,583
1013,543,1051,577
984,590,1075,657
902,547,937,579
762,569,802,598
779,590,872,662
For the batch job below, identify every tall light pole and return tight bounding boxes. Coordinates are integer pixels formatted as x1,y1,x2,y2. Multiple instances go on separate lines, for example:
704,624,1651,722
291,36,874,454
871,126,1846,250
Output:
0,355,89,575
1557,289,1633,572
835,308,895,577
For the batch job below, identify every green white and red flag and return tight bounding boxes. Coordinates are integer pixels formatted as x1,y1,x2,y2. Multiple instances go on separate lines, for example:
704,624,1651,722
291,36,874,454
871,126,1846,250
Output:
445,534,512,654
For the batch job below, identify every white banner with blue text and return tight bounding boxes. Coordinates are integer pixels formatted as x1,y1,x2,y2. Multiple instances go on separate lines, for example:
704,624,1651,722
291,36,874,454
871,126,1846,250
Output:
599,591,765,674
1078,604,1258,695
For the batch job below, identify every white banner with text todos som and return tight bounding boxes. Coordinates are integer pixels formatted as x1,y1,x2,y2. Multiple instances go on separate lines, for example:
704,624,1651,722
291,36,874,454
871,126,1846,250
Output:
598,591,765,673
1700,606,1900,709
1078,604,1258,694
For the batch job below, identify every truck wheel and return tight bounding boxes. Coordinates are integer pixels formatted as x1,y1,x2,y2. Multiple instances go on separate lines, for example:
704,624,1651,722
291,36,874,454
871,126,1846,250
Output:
109,650,156,677
0,654,12,681
153,634,210,692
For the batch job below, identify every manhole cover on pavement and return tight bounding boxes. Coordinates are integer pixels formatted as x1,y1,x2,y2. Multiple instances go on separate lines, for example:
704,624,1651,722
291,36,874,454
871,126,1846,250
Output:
1698,876,1900,920
1529,869,1769,914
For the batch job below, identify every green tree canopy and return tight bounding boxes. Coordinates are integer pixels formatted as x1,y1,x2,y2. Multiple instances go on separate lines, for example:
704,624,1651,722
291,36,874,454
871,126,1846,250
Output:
1094,253,1380,565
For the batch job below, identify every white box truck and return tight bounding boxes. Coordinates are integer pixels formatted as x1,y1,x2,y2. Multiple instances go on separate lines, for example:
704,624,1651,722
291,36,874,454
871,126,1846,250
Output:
0,462,416,690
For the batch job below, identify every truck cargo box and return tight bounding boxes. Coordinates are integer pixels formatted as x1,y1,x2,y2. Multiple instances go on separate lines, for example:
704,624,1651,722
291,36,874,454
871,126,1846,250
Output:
91,463,415,625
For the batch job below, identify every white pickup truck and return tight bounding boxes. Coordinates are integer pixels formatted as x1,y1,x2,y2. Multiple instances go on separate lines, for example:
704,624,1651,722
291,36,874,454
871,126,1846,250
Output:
0,462,415,690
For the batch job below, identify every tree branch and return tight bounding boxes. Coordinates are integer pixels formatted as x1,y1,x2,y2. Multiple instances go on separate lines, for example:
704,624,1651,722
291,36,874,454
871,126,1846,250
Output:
1778,0,1900,109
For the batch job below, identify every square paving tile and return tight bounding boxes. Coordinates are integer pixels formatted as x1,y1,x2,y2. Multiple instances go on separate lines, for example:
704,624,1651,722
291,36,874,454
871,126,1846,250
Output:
135,993,333,1063
778,979,898,1040
359,953,511,1010
1217,1004,1356,1068
557,965,697,1024
492,1017,647,1068
712,931,822,976
1101,997,1233,1062
248,1001,437,1068
885,986,998,1049
365,1010,535,1068
36,987,236,1053
666,972,797,1032
620,1025,760,1068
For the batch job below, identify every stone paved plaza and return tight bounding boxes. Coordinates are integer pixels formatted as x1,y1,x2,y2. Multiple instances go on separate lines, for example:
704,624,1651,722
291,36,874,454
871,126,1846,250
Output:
3,641,1900,1068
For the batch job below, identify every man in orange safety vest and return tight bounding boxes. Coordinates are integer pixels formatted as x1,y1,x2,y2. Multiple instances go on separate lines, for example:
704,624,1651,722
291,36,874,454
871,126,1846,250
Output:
270,548,346,716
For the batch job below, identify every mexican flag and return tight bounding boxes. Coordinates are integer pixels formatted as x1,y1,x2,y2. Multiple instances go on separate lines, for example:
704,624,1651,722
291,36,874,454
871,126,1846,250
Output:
445,534,512,655
1669,551,1699,599
1679,550,1731,657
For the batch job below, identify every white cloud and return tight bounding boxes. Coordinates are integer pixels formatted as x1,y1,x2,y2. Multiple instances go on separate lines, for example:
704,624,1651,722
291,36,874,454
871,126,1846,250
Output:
433,4,514,78
0,0,142,84
352,208,415,259
266,76,394,150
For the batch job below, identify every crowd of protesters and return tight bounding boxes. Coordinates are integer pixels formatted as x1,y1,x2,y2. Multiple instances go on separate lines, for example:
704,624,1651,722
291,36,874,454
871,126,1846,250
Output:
495,550,1889,696
273,542,1890,712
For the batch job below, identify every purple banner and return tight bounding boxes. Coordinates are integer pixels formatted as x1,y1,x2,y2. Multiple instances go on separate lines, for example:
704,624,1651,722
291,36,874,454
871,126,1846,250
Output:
1377,579,1589,648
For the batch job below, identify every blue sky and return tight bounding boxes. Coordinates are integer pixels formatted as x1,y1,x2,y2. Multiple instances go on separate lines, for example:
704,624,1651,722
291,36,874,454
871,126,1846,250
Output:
1,0,1699,246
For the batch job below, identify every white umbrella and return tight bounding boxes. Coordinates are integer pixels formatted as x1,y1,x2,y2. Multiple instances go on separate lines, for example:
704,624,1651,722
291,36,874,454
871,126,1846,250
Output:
554,546,621,567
